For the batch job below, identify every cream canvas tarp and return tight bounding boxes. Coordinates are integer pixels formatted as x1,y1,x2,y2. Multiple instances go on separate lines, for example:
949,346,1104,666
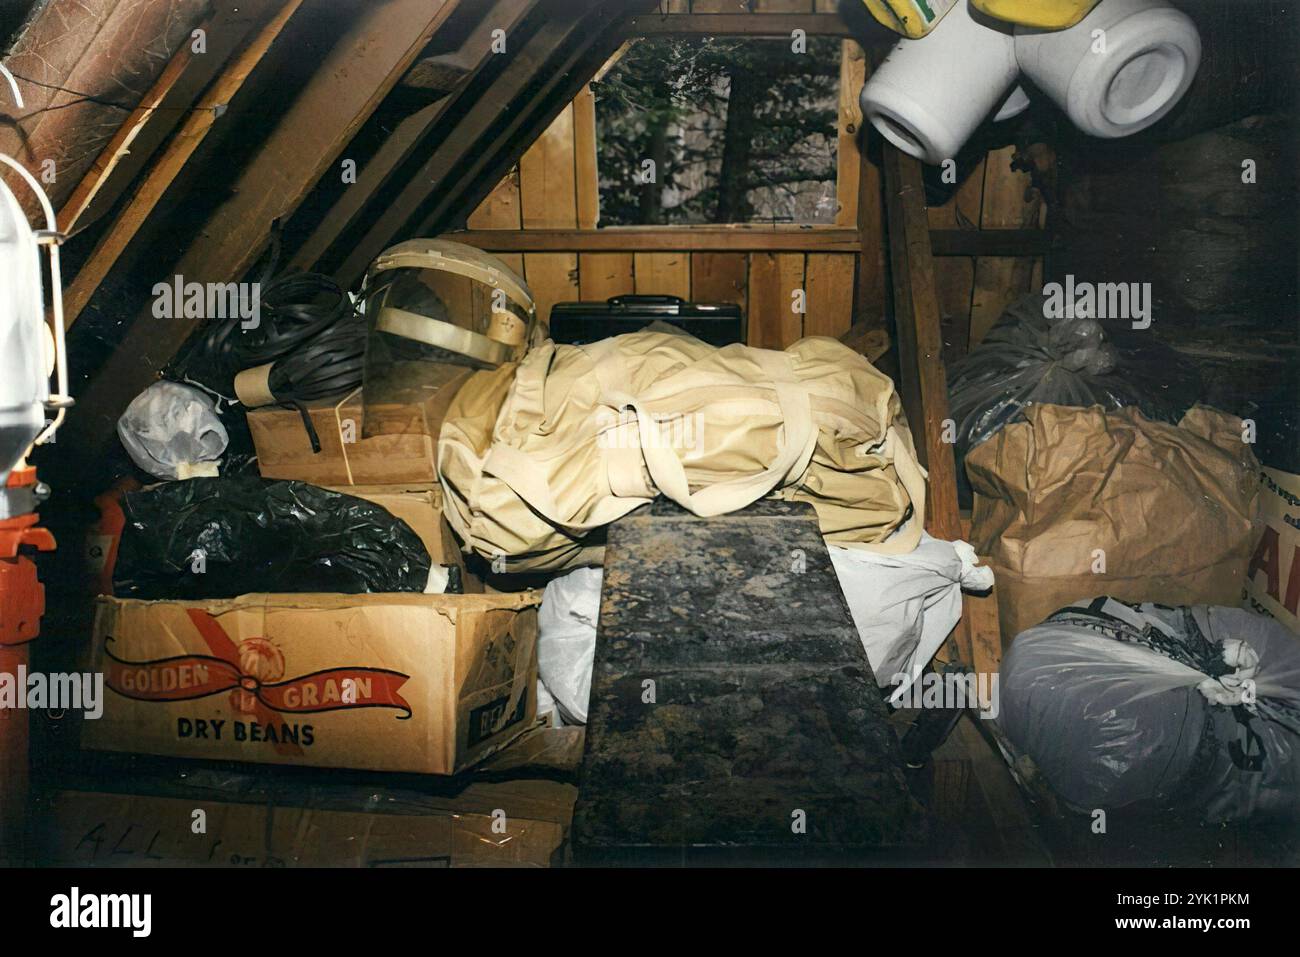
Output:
438,330,928,572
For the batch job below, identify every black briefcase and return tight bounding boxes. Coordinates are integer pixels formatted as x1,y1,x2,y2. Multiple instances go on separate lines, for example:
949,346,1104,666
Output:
548,294,745,347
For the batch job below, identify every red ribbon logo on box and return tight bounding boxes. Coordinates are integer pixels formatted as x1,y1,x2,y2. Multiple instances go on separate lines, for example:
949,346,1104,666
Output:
103,608,413,722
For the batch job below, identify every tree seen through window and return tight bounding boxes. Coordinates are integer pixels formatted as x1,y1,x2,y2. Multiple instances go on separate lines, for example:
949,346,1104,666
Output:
593,36,842,226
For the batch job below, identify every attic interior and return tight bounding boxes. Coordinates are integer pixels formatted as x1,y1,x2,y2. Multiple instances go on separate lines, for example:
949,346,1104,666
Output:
0,0,1297,881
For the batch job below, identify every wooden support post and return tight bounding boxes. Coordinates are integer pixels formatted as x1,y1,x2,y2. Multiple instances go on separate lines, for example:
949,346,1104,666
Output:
854,53,888,327
882,143,978,672
968,145,1049,348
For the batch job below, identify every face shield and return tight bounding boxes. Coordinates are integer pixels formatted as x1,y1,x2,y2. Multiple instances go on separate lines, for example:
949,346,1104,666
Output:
359,240,539,436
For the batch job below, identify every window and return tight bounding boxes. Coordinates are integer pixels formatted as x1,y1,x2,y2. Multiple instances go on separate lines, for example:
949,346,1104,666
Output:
592,35,842,227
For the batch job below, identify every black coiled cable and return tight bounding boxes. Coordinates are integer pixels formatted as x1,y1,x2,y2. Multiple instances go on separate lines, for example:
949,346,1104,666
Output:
168,245,379,452
179,270,362,395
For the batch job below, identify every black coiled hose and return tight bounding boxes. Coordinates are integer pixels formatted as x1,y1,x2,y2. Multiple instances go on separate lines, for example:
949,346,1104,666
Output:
168,243,385,452
179,270,363,396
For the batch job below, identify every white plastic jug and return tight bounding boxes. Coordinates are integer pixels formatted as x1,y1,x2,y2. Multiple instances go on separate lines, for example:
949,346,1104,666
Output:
860,1,1020,165
1015,0,1201,139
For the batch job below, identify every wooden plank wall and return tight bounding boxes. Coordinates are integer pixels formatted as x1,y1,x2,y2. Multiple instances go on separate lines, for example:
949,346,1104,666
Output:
927,146,1048,356
462,1,1043,355
465,0,873,350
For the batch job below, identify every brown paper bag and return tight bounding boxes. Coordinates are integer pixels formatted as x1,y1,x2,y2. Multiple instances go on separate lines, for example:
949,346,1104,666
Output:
967,404,1261,648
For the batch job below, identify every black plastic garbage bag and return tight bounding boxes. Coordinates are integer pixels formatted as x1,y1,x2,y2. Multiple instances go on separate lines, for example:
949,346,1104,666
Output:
114,476,431,599
947,295,1201,503
1000,598,1300,823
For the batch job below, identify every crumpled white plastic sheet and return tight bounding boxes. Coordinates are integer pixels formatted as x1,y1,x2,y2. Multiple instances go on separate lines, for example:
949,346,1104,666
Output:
117,380,228,480
537,566,602,725
830,533,994,700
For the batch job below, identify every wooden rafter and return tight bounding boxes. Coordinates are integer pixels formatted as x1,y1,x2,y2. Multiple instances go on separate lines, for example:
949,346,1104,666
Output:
0,0,209,220
60,0,305,329
56,0,285,237
422,2,658,235
335,0,651,285
64,0,465,457
288,0,541,273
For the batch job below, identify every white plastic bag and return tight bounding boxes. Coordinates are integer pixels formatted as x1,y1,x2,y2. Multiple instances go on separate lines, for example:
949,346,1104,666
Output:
1001,599,1300,822
829,533,994,698
537,566,603,725
117,381,228,480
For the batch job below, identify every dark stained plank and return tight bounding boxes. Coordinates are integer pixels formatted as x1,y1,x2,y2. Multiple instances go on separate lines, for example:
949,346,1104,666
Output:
572,499,923,865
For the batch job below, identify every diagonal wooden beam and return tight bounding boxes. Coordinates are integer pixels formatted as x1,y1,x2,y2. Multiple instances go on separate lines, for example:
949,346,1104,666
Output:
421,4,650,239
57,0,285,237
1,0,208,220
60,0,304,329
333,0,637,286
64,0,463,457
288,0,539,273
882,142,977,672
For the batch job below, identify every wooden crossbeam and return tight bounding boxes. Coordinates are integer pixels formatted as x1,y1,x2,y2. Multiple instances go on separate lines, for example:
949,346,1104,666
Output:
448,226,862,252
63,0,464,457
444,226,1043,257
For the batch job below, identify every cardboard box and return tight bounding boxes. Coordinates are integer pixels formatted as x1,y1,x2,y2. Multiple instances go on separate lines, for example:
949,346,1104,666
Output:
249,368,473,485
42,778,576,867
1245,467,1300,633
334,483,482,592
83,591,539,774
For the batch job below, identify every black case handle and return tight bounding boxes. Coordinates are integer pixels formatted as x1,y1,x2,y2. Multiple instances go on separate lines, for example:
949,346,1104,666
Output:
607,295,685,307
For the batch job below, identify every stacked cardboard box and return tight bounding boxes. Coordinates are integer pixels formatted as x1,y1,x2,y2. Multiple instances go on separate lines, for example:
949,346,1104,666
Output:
247,369,471,487
76,367,563,867
106,367,538,774
1245,467,1300,633
42,749,578,867
246,368,482,591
